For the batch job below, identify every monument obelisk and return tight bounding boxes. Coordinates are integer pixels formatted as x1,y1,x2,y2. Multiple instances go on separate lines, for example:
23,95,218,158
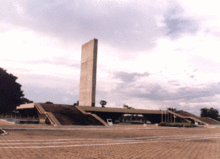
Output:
79,39,98,107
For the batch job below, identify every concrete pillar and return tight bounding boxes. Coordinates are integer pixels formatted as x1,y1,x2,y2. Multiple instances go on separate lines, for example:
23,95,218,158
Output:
79,39,98,107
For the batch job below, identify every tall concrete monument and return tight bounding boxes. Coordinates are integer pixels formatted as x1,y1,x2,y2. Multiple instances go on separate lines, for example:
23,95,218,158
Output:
79,39,98,107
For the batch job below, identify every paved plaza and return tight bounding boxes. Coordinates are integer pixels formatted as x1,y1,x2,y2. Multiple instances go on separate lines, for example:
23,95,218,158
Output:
0,120,220,159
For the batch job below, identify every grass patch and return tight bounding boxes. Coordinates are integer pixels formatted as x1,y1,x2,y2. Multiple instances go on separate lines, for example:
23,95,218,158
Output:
159,122,198,128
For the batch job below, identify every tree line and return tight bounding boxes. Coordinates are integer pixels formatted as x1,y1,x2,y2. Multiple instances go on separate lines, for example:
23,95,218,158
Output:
200,107,219,120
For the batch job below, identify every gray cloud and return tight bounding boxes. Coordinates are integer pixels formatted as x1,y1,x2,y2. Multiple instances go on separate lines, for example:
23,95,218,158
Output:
16,73,80,104
164,7,199,38
110,73,220,107
189,75,195,79
132,84,170,101
188,55,220,73
95,71,150,107
1,0,164,51
168,80,181,86
114,71,150,83
22,84,78,104
104,78,220,115
28,58,80,68
1,58,80,68
165,18,198,38
131,83,220,101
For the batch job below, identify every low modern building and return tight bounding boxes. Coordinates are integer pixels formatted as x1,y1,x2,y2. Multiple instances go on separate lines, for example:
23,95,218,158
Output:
16,103,220,126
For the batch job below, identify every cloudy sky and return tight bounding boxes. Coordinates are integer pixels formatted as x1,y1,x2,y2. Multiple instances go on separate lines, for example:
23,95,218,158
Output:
1,0,220,115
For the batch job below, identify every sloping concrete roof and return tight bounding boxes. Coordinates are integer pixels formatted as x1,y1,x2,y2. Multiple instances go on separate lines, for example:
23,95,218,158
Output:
16,103,35,109
17,104,165,115
79,106,165,114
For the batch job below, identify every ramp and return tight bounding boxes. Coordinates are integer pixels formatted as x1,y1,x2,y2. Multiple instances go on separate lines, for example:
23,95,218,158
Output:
0,128,8,135
168,110,220,125
39,104,106,126
35,103,61,126
168,110,208,125
200,117,220,125
35,103,46,114
45,112,61,126
76,106,108,126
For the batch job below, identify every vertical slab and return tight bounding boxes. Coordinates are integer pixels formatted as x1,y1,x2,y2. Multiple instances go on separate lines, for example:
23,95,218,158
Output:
79,39,98,107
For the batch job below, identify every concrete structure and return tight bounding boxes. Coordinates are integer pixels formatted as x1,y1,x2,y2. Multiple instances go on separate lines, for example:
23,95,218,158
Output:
79,39,98,107
16,103,108,126
16,103,220,126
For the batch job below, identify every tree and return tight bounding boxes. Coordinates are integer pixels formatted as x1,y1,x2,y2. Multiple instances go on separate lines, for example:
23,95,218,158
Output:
45,101,54,104
73,100,79,106
20,97,33,104
167,108,176,112
0,68,32,112
100,100,107,108
200,107,219,120
200,108,208,117
123,104,133,109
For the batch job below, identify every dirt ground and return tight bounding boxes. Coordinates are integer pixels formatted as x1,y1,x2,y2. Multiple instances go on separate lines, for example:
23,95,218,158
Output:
0,121,220,159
